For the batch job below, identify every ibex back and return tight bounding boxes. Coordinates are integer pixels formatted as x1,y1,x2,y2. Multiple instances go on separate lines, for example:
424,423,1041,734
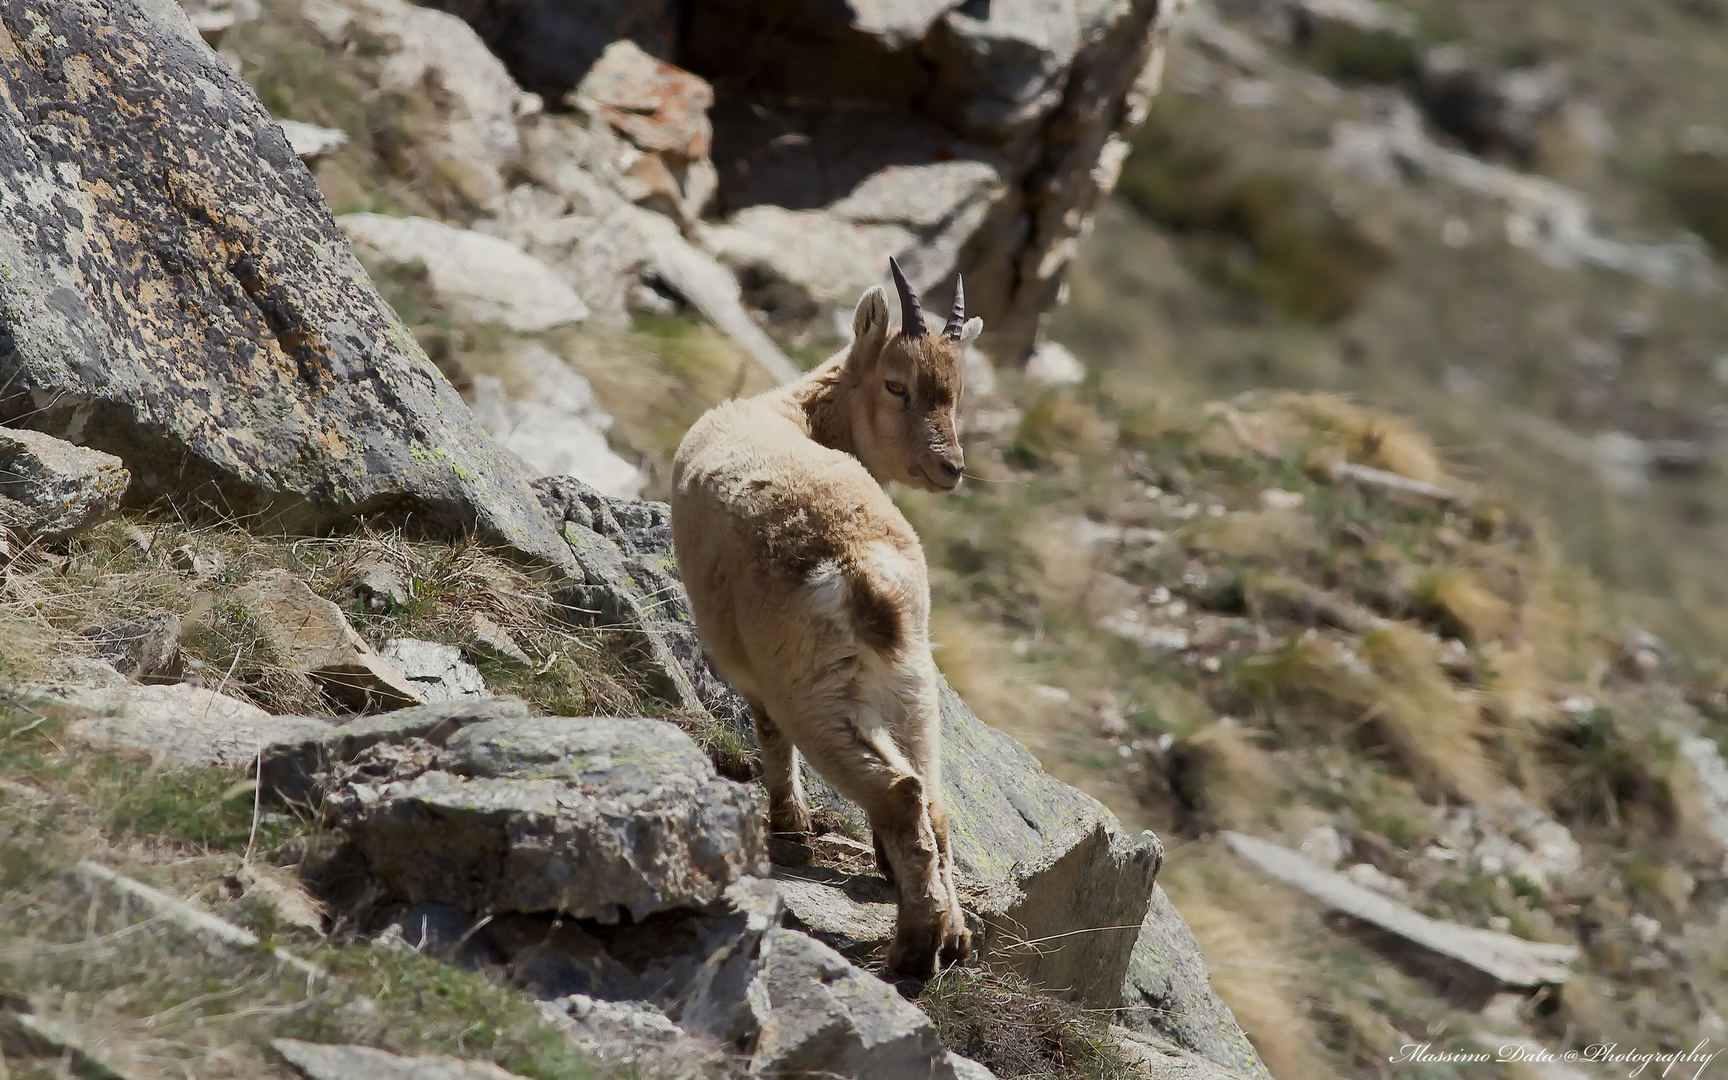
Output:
671,259,981,975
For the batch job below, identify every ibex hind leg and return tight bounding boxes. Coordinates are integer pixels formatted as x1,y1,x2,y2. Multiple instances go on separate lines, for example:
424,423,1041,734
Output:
750,700,812,835
786,714,949,976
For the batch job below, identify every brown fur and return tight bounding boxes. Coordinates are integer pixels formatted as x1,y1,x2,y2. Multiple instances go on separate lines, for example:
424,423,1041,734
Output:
671,276,982,976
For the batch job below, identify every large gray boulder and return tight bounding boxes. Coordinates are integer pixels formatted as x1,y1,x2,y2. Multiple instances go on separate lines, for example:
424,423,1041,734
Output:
311,712,769,921
0,0,574,575
337,214,589,333
261,695,533,804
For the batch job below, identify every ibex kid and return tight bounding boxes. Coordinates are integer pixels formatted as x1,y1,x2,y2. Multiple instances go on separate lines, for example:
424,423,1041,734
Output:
671,259,979,975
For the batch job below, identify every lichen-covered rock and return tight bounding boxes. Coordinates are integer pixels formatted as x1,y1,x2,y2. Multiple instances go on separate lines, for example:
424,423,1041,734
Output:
378,638,487,703
0,427,130,542
0,0,576,575
330,714,768,920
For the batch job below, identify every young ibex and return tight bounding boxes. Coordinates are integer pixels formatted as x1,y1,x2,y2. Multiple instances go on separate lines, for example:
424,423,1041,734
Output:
671,259,981,975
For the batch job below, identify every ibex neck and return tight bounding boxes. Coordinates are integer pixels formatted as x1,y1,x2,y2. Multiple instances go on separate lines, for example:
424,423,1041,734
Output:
779,355,858,457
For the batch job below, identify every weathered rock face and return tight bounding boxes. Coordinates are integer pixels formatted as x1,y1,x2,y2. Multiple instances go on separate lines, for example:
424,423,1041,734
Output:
751,928,974,1080
686,0,1175,360
297,710,769,921
573,39,718,227
420,0,678,103
378,638,488,703
0,0,575,574
0,427,130,542
271,1039,527,1080
320,0,540,216
262,695,532,804
415,0,1180,363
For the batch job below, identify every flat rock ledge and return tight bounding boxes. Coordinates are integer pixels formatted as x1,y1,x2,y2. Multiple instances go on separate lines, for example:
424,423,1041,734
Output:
264,700,768,921
0,426,130,543
1224,831,1578,997
272,1039,526,1080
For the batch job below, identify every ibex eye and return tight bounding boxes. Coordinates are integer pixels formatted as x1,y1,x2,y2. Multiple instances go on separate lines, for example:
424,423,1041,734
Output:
884,380,908,398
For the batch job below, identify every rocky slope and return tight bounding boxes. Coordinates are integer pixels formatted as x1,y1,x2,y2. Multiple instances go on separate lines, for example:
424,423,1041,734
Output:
7,0,1727,1077
0,1,1274,1079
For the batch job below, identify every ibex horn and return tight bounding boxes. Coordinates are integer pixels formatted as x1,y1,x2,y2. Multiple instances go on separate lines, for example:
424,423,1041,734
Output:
889,257,927,338
943,275,966,341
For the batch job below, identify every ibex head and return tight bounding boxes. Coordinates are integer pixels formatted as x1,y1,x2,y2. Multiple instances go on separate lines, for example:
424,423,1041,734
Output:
843,258,983,492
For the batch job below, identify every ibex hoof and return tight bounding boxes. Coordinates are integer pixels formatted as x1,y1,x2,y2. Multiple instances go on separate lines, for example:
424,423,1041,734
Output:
887,925,943,978
769,801,813,836
941,923,972,967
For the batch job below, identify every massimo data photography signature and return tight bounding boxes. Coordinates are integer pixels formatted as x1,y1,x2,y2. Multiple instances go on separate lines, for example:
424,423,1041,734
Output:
1391,1039,1723,1078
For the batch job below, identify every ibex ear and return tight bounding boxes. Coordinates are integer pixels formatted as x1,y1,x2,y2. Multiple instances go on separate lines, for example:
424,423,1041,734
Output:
958,317,983,347
849,286,890,367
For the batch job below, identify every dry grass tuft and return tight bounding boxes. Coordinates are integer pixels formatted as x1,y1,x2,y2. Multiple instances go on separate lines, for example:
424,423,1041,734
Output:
0,515,654,721
1236,625,1499,803
916,966,1140,1080
1234,630,1374,728
1189,509,1318,562
1012,391,1119,469
1358,623,1496,804
1167,721,1284,831
1408,563,1515,646
1255,392,1449,485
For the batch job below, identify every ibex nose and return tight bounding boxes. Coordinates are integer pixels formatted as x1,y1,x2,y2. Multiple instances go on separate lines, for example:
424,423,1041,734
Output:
937,456,963,482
